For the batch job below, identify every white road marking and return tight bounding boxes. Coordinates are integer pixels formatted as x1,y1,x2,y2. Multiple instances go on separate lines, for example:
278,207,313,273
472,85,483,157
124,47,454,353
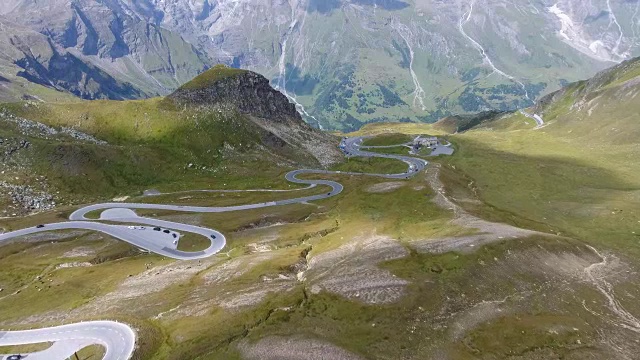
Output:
0,136,453,359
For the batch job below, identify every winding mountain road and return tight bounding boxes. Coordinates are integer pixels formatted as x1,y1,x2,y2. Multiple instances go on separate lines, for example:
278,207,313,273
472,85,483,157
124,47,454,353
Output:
0,321,135,360
519,110,545,127
0,136,448,360
0,136,429,261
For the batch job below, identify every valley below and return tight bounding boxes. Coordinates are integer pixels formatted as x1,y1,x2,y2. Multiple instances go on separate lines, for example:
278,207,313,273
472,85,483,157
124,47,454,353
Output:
1,0,640,130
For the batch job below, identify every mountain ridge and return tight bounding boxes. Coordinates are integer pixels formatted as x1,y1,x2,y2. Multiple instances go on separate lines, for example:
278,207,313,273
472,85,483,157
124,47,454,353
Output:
0,0,639,130
0,64,341,215
168,65,301,121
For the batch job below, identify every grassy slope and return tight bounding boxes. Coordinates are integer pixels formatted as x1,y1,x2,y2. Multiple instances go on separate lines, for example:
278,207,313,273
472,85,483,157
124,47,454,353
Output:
0,111,636,360
432,59,640,256
178,65,248,90
321,72,640,357
361,133,413,146
0,169,467,359
0,94,322,204
442,130,639,251
330,156,408,174
344,122,447,137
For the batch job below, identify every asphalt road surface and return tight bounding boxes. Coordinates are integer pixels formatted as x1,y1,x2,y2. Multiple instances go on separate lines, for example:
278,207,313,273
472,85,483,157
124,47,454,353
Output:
0,321,135,360
519,110,545,127
0,136,452,360
0,136,431,261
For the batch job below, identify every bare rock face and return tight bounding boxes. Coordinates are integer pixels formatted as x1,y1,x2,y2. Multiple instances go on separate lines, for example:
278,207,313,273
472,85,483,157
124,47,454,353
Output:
168,67,300,122
168,65,343,167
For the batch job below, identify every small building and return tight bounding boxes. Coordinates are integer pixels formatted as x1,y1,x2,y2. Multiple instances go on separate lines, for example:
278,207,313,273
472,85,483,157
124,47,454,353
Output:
413,136,438,148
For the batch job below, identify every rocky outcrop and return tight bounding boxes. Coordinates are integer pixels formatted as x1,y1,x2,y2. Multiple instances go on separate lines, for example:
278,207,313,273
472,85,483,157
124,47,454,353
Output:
167,65,343,167
168,68,300,122
0,108,107,145
0,181,56,216
0,138,30,160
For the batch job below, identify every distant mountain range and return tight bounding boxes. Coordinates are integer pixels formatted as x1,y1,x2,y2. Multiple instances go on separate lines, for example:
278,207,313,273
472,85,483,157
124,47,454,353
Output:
0,0,639,130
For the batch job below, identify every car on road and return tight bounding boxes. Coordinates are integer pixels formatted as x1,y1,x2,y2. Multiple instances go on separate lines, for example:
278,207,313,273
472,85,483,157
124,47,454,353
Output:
36,224,45,228
163,229,170,234
153,227,161,231
128,226,135,230
173,240,178,245
172,233,177,238
211,234,216,239
8,355,23,360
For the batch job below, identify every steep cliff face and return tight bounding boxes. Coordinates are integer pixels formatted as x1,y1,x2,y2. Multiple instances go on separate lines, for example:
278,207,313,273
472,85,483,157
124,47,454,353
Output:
0,17,145,100
167,65,342,167
15,49,145,100
0,0,208,100
169,66,300,121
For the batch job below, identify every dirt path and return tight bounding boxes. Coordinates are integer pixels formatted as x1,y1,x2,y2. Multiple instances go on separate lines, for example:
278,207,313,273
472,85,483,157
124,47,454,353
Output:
425,164,640,355
412,164,542,253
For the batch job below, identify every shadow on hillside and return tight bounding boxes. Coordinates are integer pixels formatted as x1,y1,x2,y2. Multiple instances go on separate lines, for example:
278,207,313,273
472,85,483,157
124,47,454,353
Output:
437,137,640,253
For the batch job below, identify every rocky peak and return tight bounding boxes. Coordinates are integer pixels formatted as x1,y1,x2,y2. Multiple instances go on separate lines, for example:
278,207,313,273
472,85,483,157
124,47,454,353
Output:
168,65,300,122
168,64,342,167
